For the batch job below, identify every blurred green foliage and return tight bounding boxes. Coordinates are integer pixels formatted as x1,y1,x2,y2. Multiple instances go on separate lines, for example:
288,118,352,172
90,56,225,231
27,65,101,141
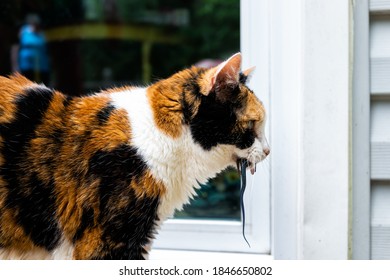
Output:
0,0,239,83
151,0,240,79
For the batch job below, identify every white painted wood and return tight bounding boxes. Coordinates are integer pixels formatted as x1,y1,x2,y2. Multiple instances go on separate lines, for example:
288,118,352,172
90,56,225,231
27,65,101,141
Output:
371,101,390,180
370,101,390,142
371,182,390,259
240,0,272,254
150,249,273,260
371,58,390,94
370,15,390,57
270,0,352,260
370,0,390,13
369,5,390,260
371,142,390,179
269,0,302,260
300,0,351,259
371,226,390,259
352,0,371,260
154,220,256,252
370,15,390,94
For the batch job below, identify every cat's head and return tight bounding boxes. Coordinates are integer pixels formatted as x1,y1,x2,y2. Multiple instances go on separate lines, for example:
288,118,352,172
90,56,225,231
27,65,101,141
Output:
185,53,270,173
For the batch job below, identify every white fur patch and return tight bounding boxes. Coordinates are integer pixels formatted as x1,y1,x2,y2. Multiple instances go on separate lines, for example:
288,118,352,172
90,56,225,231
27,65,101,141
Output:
0,238,74,260
51,238,74,259
0,247,51,260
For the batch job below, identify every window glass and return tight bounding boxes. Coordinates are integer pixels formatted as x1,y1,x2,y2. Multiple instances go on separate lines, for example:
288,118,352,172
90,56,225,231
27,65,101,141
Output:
176,167,241,220
0,0,240,220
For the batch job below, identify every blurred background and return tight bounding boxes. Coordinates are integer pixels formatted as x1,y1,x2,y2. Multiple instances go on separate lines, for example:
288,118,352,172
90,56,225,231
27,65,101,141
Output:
0,0,241,221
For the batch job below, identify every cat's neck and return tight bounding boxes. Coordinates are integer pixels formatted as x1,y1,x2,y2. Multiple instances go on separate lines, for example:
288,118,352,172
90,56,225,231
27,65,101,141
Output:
145,68,202,139
153,125,235,219
111,82,234,219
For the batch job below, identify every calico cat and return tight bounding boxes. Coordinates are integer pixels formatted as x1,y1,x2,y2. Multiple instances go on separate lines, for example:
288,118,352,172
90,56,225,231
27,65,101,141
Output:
0,53,269,260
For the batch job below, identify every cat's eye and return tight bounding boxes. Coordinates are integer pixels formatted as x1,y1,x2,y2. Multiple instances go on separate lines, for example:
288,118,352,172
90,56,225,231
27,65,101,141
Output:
247,120,255,130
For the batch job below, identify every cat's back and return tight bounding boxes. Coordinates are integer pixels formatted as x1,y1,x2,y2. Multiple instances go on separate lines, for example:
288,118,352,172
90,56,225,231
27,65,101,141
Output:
0,74,36,123
0,73,32,93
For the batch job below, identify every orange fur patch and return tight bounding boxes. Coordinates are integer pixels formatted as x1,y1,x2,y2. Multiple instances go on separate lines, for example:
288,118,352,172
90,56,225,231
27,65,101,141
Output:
237,88,265,122
0,208,37,251
0,74,33,123
132,170,166,199
73,226,103,259
147,82,183,138
86,108,132,152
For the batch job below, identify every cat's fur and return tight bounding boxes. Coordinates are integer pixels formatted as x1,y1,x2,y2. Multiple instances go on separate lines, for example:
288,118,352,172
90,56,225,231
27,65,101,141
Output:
0,53,269,259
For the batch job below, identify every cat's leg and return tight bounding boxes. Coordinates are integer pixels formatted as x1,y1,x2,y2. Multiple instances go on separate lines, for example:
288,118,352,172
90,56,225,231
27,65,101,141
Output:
0,247,51,260
72,226,148,260
72,227,104,260
94,243,148,260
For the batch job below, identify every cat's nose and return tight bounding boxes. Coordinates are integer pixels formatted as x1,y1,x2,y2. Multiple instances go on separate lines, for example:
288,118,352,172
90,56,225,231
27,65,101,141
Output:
263,147,270,156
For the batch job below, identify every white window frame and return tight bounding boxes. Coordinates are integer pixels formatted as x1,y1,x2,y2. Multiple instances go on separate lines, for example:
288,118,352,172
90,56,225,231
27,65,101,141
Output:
154,0,359,259
152,0,271,254
352,0,370,260
270,0,353,259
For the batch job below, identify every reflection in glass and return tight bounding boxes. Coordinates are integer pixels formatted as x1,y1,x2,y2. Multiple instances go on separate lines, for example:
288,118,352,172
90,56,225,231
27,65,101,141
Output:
175,167,241,220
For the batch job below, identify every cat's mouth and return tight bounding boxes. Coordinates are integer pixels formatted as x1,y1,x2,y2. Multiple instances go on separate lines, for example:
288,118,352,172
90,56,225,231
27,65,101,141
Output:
235,157,257,175
232,137,270,175
234,147,264,175
241,159,256,175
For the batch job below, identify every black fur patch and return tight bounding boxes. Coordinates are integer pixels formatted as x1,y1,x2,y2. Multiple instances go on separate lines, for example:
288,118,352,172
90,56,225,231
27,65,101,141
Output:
96,194,160,260
14,174,61,250
88,145,160,260
182,71,203,124
73,207,95,242
96,104,115,125
239,72,248,84
0,86,62,250
63,95,74,108
189,90,256,150
190,93,237,150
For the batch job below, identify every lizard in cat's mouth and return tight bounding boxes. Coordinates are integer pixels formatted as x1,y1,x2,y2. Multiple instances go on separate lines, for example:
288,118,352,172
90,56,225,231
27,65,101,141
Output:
235,142,269,175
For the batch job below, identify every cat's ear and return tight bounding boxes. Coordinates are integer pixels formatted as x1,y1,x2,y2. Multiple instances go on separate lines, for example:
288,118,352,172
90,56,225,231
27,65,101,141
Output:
201,53,241,95
241,66,256,84
212,52,241,89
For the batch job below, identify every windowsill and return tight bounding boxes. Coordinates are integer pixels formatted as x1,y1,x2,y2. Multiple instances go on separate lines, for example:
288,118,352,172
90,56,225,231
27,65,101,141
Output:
149,249,273,260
